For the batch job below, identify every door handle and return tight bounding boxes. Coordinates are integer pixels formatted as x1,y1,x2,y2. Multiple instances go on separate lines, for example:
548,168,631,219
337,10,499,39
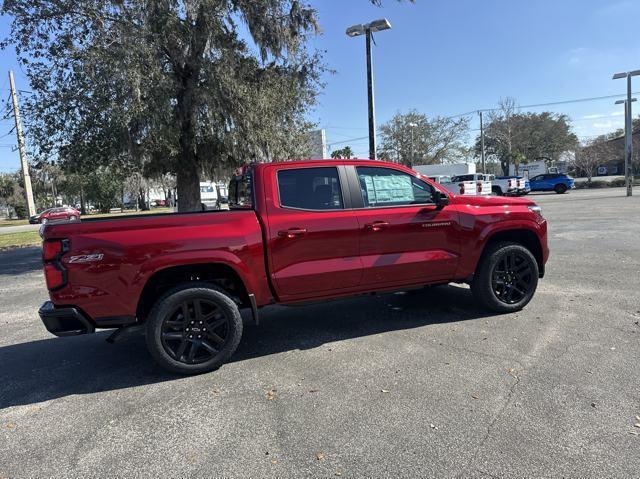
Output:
365,221,389,232
278,227,307,238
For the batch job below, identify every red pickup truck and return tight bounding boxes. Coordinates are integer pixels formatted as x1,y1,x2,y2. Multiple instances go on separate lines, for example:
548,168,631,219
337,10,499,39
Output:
39,159,548,374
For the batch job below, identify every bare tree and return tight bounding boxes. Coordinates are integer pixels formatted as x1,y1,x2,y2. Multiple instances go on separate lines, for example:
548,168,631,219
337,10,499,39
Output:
574,139,615,182
485,97,517,175
379,110,469,166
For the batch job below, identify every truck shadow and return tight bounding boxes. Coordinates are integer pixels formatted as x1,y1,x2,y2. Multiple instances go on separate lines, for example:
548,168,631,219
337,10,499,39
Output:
0,246,42,276
0,285,494,409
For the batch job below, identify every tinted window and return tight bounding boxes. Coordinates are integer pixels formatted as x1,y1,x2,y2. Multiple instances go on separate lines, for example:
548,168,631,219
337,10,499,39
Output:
356,167,434,207
200,185,215,193
277,167,343,210
228,171,253,209
452,174,475,182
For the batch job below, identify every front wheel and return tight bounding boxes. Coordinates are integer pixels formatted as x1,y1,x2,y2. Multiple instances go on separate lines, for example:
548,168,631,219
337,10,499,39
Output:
145,283,243,375
554,184,567,194
492,186,503,196
471,242,539,313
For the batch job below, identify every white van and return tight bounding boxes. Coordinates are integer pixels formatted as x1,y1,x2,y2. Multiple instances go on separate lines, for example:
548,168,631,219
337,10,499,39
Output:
200,182,220,210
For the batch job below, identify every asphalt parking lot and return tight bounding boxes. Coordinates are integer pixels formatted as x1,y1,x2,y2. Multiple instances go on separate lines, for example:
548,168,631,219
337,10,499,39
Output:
1,188,639,478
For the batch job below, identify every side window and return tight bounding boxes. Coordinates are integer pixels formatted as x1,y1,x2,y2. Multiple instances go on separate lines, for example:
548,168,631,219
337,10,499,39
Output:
356,167,434,207
277,167,344,210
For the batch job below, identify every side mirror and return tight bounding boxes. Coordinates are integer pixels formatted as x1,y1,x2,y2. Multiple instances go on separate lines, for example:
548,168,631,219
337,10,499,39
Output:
434,190,450,208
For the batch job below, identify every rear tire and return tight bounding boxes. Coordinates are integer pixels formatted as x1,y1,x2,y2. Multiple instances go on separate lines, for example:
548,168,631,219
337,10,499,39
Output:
554,184,567,194
492,186,503,196
471,242,539,313
145,282,243,375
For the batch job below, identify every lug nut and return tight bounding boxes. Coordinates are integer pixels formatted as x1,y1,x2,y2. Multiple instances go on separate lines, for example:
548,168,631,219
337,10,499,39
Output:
203,328,207,331
198,335,202,339
189,335,193,339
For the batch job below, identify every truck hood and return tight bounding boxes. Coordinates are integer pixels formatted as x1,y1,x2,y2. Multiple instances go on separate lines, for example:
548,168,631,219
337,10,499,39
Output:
448,194,536,207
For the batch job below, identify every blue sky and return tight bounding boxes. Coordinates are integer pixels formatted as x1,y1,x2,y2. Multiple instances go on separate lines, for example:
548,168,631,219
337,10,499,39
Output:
0,0,639,170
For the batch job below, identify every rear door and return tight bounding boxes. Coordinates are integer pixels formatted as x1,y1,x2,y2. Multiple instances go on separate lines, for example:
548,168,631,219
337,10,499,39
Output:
264,165,362,299
350,165,460,287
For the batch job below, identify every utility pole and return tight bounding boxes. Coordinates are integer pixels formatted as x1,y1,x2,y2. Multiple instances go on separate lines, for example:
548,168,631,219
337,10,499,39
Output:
625,74,633,196
9,70,36,216
479,111,486,174
408,122,417,168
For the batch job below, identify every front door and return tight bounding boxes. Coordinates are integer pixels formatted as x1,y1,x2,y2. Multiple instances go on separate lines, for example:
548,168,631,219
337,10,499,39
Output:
351,166,460,287
265,165,362,300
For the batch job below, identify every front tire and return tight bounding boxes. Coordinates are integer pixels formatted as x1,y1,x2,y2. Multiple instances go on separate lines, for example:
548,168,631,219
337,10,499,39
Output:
554,184,567,194
145,283,243,375
471,242,539,313
492,186,503,196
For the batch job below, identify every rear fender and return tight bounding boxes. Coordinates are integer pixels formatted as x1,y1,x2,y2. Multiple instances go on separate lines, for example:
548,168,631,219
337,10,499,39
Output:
133,250,270,306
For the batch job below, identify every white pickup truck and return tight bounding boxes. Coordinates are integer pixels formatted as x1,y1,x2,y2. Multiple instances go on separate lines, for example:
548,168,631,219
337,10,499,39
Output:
488,176,527,196
449,174,492,196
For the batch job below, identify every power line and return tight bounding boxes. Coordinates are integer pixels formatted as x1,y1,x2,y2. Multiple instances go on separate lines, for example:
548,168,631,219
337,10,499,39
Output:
325,91,640,148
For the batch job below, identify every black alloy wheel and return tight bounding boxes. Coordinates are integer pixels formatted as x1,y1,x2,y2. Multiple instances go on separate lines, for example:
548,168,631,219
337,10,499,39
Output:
471,242,539,313
161,298,230,365
146,283,243,374
490,250,535,305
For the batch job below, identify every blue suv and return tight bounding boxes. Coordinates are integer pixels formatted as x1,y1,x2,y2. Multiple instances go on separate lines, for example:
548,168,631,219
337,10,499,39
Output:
529,173,574,194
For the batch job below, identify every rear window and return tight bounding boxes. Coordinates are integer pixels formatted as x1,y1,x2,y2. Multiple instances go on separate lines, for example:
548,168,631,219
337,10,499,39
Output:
228,170,253,209
452,175,474,182
277,167,343,210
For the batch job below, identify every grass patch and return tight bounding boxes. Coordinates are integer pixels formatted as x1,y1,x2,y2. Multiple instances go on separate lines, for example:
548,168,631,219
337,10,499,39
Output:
0,219,29,228
87,207,172,219
0,231,41,250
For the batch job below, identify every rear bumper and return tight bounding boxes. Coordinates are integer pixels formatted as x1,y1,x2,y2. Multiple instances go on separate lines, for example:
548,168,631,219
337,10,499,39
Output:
38,301,95,337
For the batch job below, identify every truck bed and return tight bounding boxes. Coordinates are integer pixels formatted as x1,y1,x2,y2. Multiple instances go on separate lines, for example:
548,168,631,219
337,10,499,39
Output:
42,209,271,321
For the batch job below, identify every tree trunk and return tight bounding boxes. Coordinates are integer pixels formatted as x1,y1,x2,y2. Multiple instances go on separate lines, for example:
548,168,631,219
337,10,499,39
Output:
176,160,201,212
80,186,86,215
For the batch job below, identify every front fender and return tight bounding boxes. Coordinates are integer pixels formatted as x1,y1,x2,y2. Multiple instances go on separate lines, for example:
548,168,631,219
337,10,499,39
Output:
456,218,547,280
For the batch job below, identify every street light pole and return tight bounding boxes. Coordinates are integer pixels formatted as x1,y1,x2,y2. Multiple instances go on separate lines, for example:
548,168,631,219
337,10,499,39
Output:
613,69,640,196
479,111,486,174
365,28,376,160
347,19,392,161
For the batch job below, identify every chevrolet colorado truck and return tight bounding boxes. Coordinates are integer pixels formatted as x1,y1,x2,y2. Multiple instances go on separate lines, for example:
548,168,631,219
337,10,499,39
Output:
38,159,548,374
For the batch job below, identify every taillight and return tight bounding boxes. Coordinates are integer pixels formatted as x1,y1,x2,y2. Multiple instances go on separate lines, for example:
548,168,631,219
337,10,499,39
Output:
43,239,67,261
459,183,464,194
42,239,69,290
477,182,482,193
44,263,67,290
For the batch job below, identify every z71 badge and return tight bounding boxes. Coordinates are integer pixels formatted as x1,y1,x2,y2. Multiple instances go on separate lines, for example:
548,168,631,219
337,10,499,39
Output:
67,253,104,264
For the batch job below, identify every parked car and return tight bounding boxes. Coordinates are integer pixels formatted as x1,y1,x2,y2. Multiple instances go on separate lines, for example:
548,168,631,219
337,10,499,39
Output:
38,159,548,375
529,173,575,194
29,206,80,224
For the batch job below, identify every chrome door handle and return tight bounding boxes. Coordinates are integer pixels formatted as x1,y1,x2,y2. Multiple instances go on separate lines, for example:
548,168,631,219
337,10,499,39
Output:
278,228,307,238
365,221,389,232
